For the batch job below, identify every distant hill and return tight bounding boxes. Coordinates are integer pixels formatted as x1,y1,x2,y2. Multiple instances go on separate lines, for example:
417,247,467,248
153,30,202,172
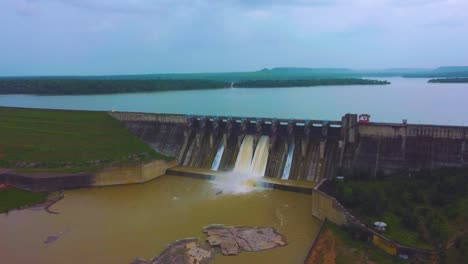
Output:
434,66,468,73
403,66,468,78
3,66,468,81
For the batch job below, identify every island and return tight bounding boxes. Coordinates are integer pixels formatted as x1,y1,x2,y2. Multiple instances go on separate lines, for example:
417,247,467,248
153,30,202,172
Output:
233,78,390,88
428,78,468,83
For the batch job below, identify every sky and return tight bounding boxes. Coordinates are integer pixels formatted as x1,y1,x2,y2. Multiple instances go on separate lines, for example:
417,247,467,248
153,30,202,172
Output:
1,0,467,76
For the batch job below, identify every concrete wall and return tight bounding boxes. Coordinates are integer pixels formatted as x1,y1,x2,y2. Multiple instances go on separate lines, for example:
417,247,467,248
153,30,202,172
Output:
0,159,176,192
109,111,468,182
342,122,468,176
93,159,177,186
311,189,349,226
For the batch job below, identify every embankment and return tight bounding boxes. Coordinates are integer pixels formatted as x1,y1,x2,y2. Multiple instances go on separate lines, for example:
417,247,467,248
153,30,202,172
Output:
0,159,176,192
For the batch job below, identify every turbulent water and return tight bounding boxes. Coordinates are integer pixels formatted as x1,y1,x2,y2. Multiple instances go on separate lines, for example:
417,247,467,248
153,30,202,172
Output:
249,136,270,177
0,176,321,264
282,139,295,180
234,135,255,174
1,78,467,125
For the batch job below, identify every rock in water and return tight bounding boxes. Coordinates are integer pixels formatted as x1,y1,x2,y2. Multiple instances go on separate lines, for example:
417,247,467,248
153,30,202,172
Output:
202,225,287,255
131,238,213,264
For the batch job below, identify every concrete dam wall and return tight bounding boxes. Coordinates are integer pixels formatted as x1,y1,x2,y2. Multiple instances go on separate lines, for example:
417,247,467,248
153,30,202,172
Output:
110,111,468,182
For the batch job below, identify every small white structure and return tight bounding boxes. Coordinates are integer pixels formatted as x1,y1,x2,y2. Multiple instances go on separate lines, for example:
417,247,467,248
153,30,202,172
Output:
374,221,387,232
336,176,345,181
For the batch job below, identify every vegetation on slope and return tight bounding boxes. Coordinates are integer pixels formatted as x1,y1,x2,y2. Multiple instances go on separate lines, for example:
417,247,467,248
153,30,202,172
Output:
0,187,48,213
0,107,169,172
428,78,468,83
306,221,405,264
326,168,468,260
0,79,228,95
234,78,390,88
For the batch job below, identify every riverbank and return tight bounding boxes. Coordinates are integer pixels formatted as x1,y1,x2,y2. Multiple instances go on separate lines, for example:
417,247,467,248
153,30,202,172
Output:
0,185,48,213
428,77,468,83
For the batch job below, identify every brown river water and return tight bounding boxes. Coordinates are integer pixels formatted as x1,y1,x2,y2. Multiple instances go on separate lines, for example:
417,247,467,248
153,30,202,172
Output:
0,175,321,264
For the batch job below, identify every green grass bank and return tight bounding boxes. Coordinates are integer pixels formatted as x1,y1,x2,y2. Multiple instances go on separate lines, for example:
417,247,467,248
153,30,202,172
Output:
0,187,48,213
0,107,170,172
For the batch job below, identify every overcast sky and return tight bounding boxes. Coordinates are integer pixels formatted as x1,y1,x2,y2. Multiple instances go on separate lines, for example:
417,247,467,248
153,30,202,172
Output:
1,0,467,76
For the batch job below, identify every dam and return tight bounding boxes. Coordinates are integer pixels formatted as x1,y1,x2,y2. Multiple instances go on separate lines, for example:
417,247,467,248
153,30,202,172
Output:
110,111,468,181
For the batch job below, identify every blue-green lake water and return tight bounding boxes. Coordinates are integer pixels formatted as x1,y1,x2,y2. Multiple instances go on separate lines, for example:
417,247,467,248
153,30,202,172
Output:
0,77,467,125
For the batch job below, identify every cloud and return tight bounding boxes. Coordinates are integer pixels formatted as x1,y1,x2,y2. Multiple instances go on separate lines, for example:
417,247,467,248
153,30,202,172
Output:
0,0,467,75
12,0,40,16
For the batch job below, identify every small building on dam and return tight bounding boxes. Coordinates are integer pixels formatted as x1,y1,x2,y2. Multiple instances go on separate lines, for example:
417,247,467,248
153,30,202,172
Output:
109,111,468,183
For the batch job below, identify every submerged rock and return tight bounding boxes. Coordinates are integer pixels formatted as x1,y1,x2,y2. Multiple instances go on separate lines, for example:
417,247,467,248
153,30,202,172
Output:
202,225,287,255
131,238,213,264
44,230,69,245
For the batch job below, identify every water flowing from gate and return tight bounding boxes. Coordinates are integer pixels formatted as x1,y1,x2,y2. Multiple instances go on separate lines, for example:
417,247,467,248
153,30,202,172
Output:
281,139,295,180
214,135,270,194
211,136,225,171
249,135,270,178
233,135,254,174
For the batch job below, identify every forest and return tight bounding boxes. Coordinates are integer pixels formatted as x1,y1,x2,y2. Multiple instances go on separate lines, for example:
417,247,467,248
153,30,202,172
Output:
233,78,390,88
0,78,228,95
0,77,390,95
428,78,468,83
326,168,468,261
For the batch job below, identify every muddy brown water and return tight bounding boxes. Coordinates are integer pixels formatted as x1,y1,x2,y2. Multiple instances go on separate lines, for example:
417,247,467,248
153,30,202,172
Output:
0,175,321,264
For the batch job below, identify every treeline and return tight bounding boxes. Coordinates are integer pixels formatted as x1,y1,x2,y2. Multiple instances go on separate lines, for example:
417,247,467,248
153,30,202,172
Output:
0,79,228,95
233,78,390,88
428,78,468,83
0,78,391,95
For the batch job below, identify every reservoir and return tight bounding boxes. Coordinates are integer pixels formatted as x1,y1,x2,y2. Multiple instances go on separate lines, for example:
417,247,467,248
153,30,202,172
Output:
0,176,321,264
0,77,467,125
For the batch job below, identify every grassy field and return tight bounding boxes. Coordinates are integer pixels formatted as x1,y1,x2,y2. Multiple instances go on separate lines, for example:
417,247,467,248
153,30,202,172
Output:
0,187,48,213
306,221,405,264
0,107,169,172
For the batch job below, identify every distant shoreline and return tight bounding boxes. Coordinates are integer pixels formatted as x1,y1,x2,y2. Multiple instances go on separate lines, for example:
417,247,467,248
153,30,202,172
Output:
0,78,390,95
233,79,390,88
428,78,468,83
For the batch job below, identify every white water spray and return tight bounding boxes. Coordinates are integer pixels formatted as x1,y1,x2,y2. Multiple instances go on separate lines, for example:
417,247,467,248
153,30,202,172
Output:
213,135,270,194
281,139,294,180
211,137,225,171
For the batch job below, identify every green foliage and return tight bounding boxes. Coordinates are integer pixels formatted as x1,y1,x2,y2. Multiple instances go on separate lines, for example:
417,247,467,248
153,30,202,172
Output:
234,78,390,88
0,188,48,213
0,79,228,95
329,168,468,248
428,78,468,83
324,221,405,264
0,107,170,172
0,77,394,95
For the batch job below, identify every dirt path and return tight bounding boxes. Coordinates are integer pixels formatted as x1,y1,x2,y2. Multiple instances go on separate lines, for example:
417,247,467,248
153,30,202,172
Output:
305,229,336,264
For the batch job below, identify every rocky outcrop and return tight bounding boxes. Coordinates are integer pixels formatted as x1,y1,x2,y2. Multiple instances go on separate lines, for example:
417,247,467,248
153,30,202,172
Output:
203,225,287,255
132,226,287,264
131,238,213,264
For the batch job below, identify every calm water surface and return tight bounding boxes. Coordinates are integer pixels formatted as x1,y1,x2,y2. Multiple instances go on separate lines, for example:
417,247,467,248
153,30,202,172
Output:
0,77,467,125
0,176,321,264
